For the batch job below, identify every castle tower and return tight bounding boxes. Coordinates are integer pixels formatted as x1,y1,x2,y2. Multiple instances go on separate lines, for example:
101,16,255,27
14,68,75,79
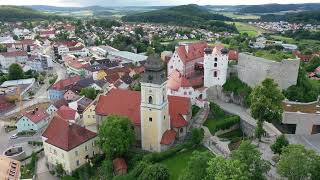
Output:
140,55,170,152
204,47,229,87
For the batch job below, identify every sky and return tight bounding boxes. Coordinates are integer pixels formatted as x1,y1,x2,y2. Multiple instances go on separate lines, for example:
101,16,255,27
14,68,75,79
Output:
0,0,319,7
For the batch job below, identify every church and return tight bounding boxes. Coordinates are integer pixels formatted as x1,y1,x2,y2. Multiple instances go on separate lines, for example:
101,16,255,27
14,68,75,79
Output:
96,55,192,152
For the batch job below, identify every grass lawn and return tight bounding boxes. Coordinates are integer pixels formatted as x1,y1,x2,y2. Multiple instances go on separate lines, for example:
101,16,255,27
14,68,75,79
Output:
203,116,227,135
161,146,212,180
253,50,295,61
233,22,265,37
309,79,320,89
218,12,260,20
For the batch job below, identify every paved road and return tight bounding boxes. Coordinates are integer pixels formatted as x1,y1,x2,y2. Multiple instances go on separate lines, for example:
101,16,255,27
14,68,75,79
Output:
287,134,320,154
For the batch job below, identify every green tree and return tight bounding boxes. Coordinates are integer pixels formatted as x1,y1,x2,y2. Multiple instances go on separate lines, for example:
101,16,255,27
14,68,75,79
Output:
277,144,318,180
146,46,155,56
206,156,249,180
98,159,113,180
80,87,98,100
249,78,284,140
138,163,169,180
0,44,7,52
134,27,145,36
179,151,211,180
270,135,289,154
191,128,204,145
98,115,135,158
8,63,24,80
55,163,65,177
231,141,270,180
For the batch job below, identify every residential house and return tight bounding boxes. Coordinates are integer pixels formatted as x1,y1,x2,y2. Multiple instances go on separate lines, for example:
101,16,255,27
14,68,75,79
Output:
56,105,80,123
42,116,98,174
82,100,97,127
0,51,28,69
46,99,68,115
16,108,50,132
49,75,82,100
68,96,93,117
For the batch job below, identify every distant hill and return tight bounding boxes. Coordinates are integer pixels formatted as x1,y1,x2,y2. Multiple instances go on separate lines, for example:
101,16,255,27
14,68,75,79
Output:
0,6,59,21
28,5,113,12
260,10,320,24
122,4,233,26
239,3,320,13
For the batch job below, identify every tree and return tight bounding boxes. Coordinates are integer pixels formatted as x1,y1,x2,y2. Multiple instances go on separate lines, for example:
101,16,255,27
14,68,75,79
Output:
138,163,169,180
98,159,113,180
146,46,155,56
231,141,270,180
98,115,135,158
0,44,7,52
206,156,249,180
249,78,284,140
191,128,204,145
80,87,98,100
134,27,145,37
55,163,65,177
8,63,24,80
277,144,319,180
179,151,211,180
270,135,289,154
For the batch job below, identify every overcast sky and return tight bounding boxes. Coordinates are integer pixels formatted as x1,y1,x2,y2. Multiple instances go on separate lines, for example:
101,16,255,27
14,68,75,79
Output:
0,0,319,7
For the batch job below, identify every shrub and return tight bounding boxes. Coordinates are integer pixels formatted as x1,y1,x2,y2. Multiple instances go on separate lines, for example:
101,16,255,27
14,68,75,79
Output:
210,102,225,117
192,105,200,116
138,163,169,180
191,128,204,145
223,75,252,106
215,115,240,131
271,135,289,154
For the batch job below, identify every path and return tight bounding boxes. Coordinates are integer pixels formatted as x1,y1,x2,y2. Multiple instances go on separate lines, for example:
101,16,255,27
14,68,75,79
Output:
36,153,58,180
213,100,282,138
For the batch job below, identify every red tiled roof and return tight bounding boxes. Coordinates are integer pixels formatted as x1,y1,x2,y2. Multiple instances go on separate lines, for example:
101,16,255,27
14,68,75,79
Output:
66,58,89,69
52,75,82,91
160,129,177,145
56,106,77,120
113,158,127,172
53,99,68,109
24,108,49,124
0,51,28,57
167,70,203,91
105,73,120,84
176,42,208,64
40,30,55,35
55,41,78,47
228,50,238,60
168,96,190,128
42,116,97,151
96,89,141,125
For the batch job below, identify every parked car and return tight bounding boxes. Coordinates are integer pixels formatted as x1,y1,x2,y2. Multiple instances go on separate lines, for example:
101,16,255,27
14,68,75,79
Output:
10,134,18,139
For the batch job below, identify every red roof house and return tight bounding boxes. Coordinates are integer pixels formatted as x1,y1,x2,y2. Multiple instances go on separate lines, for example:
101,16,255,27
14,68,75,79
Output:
168,96,191,128
24,108,49,124
42,116,97,151
176,42,208,64
56,105,78,121
160,129,177,145
51,75,82,91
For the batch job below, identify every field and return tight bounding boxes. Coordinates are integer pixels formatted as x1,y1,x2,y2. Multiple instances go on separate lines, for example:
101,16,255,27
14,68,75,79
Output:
270,35,320,50
234,22,267,37
218,12,260,20
253,50,295,61
160,146,212,180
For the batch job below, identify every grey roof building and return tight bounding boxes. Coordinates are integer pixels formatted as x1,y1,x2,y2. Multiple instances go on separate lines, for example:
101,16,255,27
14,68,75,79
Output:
141,55,166,85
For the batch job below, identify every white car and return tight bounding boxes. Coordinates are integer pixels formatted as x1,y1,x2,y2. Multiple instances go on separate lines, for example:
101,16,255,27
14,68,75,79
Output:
10,134,18,139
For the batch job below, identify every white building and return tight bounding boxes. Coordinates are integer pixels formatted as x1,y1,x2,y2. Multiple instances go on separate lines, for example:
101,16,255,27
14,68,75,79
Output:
0,51,28,69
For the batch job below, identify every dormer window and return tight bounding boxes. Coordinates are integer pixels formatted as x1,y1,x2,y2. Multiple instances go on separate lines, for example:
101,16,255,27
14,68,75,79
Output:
149,96,153,104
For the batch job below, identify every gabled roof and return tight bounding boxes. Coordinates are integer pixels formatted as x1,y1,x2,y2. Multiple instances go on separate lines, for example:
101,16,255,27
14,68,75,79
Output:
0,51,28,57
42,116,97,151
51,75,82,91
24,108,49,124
167,70,203,91
160,129,177,145
95,89,141,125
56,105,77,120
168,96,190,128
53,99,68,109
176,42,208,64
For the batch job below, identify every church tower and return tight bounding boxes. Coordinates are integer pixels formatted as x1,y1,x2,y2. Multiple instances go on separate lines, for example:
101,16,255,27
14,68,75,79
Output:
140,55,170,152
204,47,229,87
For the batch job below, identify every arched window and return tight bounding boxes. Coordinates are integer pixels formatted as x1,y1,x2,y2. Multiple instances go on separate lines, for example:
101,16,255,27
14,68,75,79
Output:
214,57,218,62
214,63,217,67
148,96,153,104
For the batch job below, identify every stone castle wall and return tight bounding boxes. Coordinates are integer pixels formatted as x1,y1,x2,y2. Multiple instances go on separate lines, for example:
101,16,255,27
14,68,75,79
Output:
236,53,300,90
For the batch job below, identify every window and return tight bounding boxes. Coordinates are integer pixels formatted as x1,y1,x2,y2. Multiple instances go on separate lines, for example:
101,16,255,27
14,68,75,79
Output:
184,92,187,95
75,151,78,156
148,96,153,104
214,63,217,67
85,145,88,151
214,71,218,77
76,160,80,166
180,128,183,133
87,115,90,118
164,116,166,120
214,57,218,62
149,117,152,122
170,66,173,69
189,91,192,95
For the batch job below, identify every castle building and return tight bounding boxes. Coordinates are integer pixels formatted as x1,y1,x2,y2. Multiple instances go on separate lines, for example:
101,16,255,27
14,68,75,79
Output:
167,42,229,107
95,56,192,152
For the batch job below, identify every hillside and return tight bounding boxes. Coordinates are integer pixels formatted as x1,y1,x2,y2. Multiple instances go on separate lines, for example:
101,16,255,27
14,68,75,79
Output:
260,10,320,24
28,5,113,12
122,4,233,26
0,6,58,21
239,3,320,13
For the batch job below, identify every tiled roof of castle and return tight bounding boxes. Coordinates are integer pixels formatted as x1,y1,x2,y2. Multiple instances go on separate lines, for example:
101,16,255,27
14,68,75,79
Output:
168,96,190,128
95,89,141,125
167,70,203,91
160,129,177,145
176,42,208,64
24,108,49,124
42,116,96,151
